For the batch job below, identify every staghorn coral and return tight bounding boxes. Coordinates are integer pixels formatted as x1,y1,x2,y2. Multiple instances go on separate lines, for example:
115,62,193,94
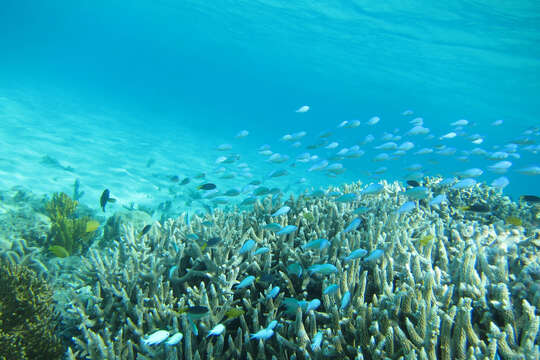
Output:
0,258,63,360
58,179,538,359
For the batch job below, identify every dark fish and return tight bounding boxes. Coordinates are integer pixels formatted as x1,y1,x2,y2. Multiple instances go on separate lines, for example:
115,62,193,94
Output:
138,224,152,238
186,305,209,314
463,203,490,213
259,273,275,284
521,195,540,203
180,177,190,185
406,180,421,187
146,158,155,168
206,237,221,247
249,180,262,186
197,183,217,190
100,189,115,212
181,305,210,319
170,175,180,183
201,236,221,251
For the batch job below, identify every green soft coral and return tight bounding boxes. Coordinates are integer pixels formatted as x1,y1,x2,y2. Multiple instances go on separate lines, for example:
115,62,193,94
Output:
44,192,96,256
0,259,64,359
45,192,77,221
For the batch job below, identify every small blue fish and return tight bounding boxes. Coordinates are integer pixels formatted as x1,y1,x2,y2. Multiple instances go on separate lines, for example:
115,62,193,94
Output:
344,248,368,262
309,189,326,198
364,249,384,262
361,183,384,195
287,263,303,277
169,265,178,279
224,188,241,196
239,239,256,254
254,247,270,256
429,194,447,206
340,291,351,310
266,320,278,330
188,317,199,336
336,193,358,202
452,178,476,189
302,238,330,250
276,225,297,235
403,186,429,200
236,275,256,289
343,218,361,233
307,299,321,312
267,169,289,178
311,332,323,351
185,212,190,226
142,330,170,346
491,176,509,189
323,284,339,295
253,186,271,196
353,206,370,214
207,324,225,337
266,286,280,299
282,298,308,315
263,223,282,232
165,332,183,346
439,177,457,186
397,201,416,214
456,168,483,178
251,328,274,341
212,197,229,205
308,264,338,275
241,197,257,206
271,206,290,217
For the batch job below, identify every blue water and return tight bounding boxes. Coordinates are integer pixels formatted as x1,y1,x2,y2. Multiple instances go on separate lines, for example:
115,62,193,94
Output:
0,1,539,205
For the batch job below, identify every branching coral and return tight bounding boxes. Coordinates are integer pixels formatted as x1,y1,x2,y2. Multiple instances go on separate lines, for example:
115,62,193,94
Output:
56,180,538,359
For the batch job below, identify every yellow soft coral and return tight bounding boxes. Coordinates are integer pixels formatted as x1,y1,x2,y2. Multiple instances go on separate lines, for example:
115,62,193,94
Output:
44,192,98,256
45,192,77,221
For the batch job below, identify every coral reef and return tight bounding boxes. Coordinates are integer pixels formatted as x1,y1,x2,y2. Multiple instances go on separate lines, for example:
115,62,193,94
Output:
44,192,98,256
100,209,153,246
59,179,539,359
0,258,63,360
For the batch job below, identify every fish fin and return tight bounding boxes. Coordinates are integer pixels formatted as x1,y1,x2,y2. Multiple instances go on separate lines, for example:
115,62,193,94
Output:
108,198,117,203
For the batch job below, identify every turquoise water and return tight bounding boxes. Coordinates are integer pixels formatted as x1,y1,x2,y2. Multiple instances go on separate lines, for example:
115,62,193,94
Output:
1,3,539,358
0,1,539,204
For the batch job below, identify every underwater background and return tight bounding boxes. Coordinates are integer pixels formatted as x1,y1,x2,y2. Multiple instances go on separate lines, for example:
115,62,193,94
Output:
0,1,539,359
0,0,539,209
